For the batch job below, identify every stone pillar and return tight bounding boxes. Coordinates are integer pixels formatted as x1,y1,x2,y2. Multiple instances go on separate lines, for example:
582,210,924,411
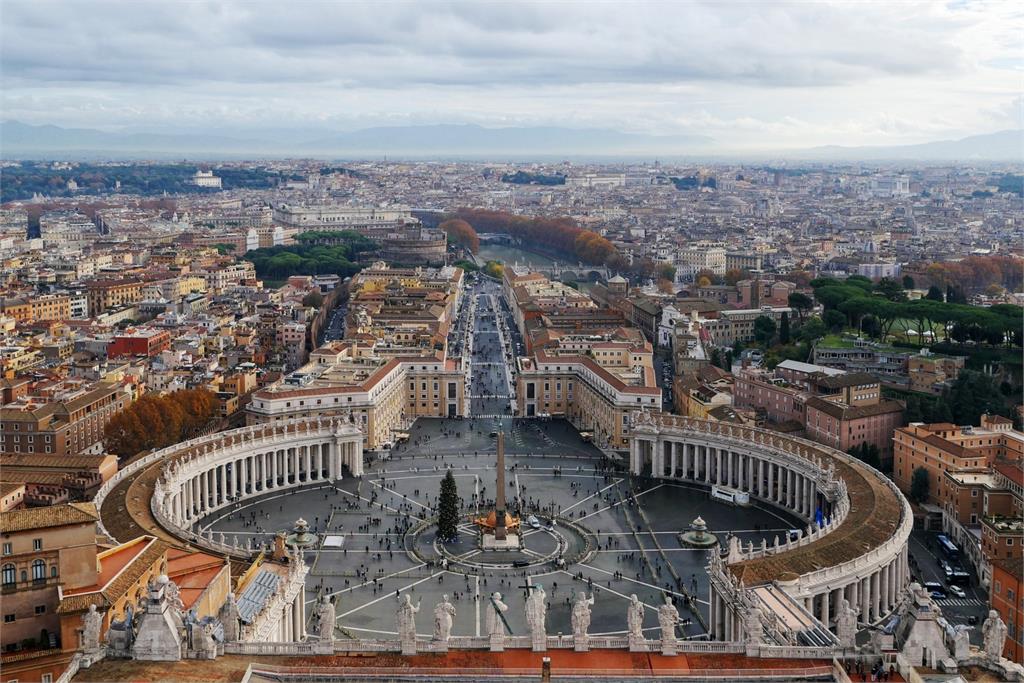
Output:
199,472,208,512
292,593,303,641
819,590,830,628
270,450,277,488
880,564,889,614
767,462,774,502
860,576,870,623
670,442,678,478
871,570,881,622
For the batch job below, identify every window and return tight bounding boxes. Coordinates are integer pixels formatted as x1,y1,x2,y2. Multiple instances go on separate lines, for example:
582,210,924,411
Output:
32,539,42,551
3,614,14,623
32,560,45,582
1,544,9,556
1,564,14,585
34,605,45,615
42,675,52,683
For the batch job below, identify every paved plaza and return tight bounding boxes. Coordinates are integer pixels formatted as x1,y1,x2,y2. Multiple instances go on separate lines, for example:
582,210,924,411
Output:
199,276,803,642
199,419,803,642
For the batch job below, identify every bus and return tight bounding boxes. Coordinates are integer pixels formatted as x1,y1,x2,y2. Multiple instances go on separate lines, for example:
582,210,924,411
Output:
711,485,751,506
936,534,960,560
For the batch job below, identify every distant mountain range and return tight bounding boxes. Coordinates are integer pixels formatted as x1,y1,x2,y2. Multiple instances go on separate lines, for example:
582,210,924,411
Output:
0,120,1020,161
0,121,712,159
799,129,1023,161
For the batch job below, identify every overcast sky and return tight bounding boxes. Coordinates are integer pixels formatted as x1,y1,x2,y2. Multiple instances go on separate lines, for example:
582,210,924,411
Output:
1,0,1021,149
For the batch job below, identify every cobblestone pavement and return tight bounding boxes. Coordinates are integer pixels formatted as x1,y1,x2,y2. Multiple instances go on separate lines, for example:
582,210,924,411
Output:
201,422,802,642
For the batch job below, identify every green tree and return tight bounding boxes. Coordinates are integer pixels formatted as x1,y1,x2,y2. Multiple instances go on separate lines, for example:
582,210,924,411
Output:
823,310,846,332
302,291,324,308
902,275,915,290
925,285,944,301
875,277,907,302
753,315,777,346
779,312,791,344
910,466,930,503
797,316,827,344
945,371,1011,425
437,470,460,542
787,292,813,322
905,395,924,423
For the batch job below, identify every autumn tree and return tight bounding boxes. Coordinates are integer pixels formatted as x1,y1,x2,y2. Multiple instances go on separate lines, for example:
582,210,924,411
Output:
104,388,220,460
439,219,480,254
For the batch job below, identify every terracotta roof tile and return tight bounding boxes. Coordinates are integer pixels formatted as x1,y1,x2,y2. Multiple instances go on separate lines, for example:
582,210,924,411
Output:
0,501,97,533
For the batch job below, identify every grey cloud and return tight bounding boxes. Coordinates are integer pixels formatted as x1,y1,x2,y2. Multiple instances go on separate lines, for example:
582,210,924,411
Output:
1,1,965,90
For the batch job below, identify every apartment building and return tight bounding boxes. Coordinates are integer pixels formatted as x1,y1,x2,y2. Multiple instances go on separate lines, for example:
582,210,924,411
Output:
0,294,72,323
0,381,134,456
893,415,1024,508
0,503,99,681
907,351,966,395
990,556,1024,664
734,360,904,465
85,278,143,317
700,306,793,346
107,328,172,359
515,334,660,449
246,341,466,449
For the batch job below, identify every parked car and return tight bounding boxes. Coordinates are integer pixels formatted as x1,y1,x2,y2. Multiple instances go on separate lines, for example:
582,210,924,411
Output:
948,585,966,598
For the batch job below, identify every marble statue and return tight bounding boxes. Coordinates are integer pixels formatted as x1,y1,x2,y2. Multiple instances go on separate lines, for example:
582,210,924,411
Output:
82,604,103,650
218,593,242,643
485,592,509,638
525,584,547,650
315,594,336,642
659,595,680,654
396,594,420,646
742,601,764,645
627,594,645,644
433,595,455,643
164,577,184,614
952,624,971,661
835,597,858,648
571,591,594,650
982,609,1008,661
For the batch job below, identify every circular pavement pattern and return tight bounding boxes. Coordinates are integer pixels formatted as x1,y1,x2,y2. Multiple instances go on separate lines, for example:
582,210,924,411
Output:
198,417,804,642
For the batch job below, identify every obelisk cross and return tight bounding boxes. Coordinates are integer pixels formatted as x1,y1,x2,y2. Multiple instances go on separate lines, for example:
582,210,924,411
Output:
495,430,507,541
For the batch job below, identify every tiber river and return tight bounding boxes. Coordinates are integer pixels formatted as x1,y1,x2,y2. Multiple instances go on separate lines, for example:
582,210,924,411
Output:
476,243,561,269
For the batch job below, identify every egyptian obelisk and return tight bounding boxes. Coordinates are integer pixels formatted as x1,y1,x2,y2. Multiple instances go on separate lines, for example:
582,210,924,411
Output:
494,431,507,541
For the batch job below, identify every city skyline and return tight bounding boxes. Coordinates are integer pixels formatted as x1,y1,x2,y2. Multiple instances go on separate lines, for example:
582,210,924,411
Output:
2,0,1021,151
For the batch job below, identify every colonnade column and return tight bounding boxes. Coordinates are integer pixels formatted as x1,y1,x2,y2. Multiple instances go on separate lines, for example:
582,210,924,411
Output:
860,576,871,623
871,571,881,622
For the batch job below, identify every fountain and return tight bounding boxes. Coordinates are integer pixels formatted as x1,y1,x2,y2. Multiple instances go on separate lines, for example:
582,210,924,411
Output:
678,516,719,548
